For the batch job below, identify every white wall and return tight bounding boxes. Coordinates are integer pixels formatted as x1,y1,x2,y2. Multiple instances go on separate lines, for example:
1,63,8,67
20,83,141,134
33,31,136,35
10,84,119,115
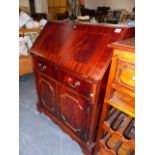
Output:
85,0,135,12
35,0,48,14
19,0,48,14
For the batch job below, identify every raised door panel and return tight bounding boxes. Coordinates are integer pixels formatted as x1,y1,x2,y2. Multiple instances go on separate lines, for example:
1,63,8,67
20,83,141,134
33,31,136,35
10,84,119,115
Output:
59,86,91,141
37,73,57,115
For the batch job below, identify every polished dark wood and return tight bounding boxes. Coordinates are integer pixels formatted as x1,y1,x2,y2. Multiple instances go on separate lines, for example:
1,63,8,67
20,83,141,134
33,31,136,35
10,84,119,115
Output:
95,37,135,155
30,21,135,155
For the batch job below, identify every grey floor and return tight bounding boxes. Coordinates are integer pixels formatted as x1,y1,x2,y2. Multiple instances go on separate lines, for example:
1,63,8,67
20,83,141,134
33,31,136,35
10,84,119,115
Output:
19,74,84,155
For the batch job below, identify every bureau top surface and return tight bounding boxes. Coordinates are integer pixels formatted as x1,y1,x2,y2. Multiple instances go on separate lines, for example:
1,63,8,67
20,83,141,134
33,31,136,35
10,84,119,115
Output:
109,37,135,53
30,21,134,82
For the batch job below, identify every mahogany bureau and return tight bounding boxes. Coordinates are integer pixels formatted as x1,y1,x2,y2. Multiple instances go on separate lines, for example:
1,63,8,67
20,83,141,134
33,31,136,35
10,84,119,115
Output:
30,21,134,155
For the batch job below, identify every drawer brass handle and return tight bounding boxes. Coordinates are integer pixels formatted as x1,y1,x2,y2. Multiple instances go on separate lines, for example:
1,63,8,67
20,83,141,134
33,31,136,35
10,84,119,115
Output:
90,93,94,97
75,81,80,87
68,78,80,88
38,63,46,71
68,77,72,82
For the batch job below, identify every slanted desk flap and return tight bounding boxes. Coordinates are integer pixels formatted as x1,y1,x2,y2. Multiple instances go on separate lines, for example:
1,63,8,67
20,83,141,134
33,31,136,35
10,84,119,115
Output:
30,21,135,81
30,22,75,59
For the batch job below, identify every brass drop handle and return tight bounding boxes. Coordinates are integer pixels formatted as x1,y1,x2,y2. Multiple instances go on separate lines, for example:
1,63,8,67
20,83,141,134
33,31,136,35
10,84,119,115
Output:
38,63,46,71
90,93,94,97
68,77,80,88
75,81,80,87
68,77,74,87
68,77,72,82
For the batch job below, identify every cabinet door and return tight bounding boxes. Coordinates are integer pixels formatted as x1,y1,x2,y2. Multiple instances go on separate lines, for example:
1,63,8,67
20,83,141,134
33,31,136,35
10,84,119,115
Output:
59,85,91,141
37,73,57,115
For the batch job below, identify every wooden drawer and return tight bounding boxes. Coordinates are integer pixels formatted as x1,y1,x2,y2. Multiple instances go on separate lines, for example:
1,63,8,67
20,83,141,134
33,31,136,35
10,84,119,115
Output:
33,58,96,100
33,57,56,79
114,59,135,90
57,69,95,99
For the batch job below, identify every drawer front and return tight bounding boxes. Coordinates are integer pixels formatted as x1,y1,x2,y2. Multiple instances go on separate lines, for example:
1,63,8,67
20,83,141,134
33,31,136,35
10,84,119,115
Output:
33,57,56,79
114,60,135,89
33,57,96,101
57,69,95,99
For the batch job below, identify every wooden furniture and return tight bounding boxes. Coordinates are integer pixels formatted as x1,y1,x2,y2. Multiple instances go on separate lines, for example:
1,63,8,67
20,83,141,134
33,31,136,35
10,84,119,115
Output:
19,55,33,76
48,0,68,19
95,38,135,155
30,21,134,155
19,28,41,34
19,28,41,76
